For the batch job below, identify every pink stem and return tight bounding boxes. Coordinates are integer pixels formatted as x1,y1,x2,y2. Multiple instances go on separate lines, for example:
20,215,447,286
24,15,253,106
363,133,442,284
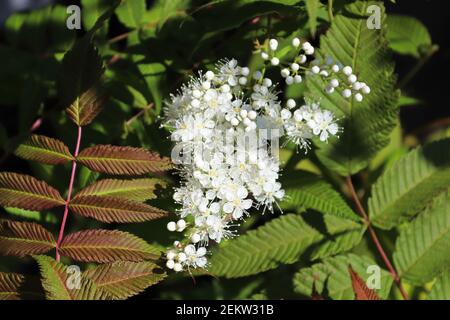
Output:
55,126,82,261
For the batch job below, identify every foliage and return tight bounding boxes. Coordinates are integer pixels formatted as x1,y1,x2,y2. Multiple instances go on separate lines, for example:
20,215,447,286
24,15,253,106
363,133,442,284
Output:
0,0,448,301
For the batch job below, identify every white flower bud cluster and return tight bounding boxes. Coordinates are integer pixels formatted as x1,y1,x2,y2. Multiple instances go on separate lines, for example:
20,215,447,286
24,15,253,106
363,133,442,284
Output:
308,59,371,102
260,37,371,103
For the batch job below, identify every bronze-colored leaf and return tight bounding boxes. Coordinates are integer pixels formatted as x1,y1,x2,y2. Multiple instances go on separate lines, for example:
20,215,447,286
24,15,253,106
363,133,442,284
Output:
0,172,65,210
84,261,166,299
74,178,167,202
348,265,380,300
0,220,56,257
311,281,325,300
14,135,74,165
34,255,112,300
0,272,25,300
77,145,172,175
59,229,160,263
69,195,168,223
65,84,108,127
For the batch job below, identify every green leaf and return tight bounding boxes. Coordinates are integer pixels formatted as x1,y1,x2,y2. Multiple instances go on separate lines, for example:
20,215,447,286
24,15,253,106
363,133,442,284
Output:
84,261,166,299
116,0,146,28
393,192,450,285
14,135,73,165
428,269,450,300
309,214,366,260
34,255,112,300
369,139,450,229
4,5,75,53
81,0,111,39
293,253,393,299
74,178,167,202
386,14,432,58
281,170,359,221
208,214,323,278
305,1,399,175
3,207,58,224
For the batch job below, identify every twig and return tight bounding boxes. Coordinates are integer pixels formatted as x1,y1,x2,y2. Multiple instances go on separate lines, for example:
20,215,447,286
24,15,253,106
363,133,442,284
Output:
328,0,334,22
125,103,155,127
345,176,409,300
398,45,439,90
55,126,82,261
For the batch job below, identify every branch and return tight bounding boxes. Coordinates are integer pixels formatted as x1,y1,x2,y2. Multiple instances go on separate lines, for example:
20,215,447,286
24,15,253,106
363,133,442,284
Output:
55,126,82,261
398,45,439,90
328,0,334,23
125,103,155,127
345,176,409,300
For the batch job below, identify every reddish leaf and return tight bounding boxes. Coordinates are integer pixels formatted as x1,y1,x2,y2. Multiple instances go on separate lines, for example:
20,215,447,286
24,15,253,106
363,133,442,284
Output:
84,261,166,299
0,272,25,300
0,220,56,257
69,195,168,223
348,265,380,300
66,85,107,127
0,172,65,210
14,135,74,165
311,281,325,300
59,229,160,263
74,178,167,202
77,145,172,175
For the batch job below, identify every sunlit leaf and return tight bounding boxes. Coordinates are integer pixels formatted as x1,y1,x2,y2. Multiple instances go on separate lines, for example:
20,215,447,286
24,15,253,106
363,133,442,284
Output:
14,134,73,165
34,255,112,300
59,229,161,263
84,261,166,299
77,145,172,175
69,195,169,223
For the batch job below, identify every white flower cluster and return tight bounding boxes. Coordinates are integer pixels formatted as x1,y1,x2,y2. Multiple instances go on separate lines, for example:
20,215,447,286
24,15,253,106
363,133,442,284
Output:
163,37,370,273
281,99,339,151
164,59,285,272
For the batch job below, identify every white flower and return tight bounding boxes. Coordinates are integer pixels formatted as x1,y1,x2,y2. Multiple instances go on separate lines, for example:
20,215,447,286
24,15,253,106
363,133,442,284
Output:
223,186,252,219
183,245,208,268
308,110,339,141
